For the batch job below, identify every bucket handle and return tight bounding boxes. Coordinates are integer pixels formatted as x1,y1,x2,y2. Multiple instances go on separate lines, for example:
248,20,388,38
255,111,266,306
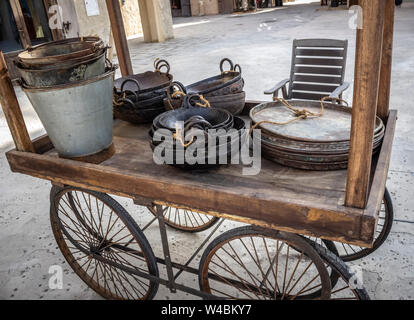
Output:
105,58,113,70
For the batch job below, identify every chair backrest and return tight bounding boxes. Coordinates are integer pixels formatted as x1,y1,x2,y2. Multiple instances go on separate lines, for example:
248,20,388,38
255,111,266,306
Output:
288,39,348,101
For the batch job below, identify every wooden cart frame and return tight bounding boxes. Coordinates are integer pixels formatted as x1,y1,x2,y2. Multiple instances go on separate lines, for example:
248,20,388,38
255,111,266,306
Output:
0,0,397,300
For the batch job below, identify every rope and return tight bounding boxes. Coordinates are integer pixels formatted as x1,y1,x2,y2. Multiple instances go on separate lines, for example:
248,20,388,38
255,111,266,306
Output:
195,95,211,108
173,123,195,147
249,96,348,135
171,91,186,99
113,91,126,107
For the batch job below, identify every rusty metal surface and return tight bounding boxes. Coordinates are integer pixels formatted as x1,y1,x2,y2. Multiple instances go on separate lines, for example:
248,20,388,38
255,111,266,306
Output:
17,37,104,66
250,100,353,142
164,90,246,115
17,52,107,87
187,72,244,97
113,61,173,124
258,123,385,155
114,71,172,94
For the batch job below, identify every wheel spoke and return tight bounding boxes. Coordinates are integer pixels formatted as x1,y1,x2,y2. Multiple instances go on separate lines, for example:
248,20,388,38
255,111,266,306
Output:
51,187,158,300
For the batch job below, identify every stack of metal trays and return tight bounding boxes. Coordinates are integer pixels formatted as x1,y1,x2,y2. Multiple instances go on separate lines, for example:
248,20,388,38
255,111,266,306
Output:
164,58,246,115
250,100,385,170
113,59,173,124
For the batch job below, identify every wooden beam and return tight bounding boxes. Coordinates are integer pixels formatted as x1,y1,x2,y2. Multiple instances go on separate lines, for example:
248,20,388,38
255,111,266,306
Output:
9,0,31,49
363,110,397,242
345,0,385,209
0,52,35,153
105,0,133,76
377,0,395,121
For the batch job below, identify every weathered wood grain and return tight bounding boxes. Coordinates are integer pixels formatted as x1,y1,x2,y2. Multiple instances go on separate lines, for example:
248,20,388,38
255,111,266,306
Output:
361,110,397,243
377,0,395,121
5,111,399,247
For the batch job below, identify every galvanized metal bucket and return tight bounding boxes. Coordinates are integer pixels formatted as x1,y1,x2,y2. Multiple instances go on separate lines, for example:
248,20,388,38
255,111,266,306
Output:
17,50,107,87
22,68,115,158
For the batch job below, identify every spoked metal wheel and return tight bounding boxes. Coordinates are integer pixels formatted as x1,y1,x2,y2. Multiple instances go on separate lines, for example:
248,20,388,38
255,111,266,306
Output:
148,205,220,233
199,226,332,300
309,188,394,262
50,186,159,300
306,239,370,300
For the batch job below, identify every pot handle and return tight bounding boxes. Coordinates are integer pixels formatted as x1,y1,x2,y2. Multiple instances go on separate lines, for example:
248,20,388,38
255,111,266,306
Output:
182,93,202,109
234,64,242,74
154,58,171,75
120,78,141,100
220,58,234,74
121,97,137,109
167,81,187,97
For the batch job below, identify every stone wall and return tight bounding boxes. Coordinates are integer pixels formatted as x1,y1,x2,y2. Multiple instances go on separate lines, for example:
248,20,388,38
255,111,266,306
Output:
72,0,111,44
190,0,219,16
120,0,143,37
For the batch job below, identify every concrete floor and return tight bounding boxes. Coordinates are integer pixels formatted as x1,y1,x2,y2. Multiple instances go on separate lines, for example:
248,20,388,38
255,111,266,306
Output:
0,1,413,300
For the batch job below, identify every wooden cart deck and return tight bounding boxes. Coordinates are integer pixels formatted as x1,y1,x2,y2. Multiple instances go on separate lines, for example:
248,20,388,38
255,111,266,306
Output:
5,102,397,247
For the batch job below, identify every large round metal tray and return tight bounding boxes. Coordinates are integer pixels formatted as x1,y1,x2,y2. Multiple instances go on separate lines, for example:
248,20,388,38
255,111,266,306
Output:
250,100,384,143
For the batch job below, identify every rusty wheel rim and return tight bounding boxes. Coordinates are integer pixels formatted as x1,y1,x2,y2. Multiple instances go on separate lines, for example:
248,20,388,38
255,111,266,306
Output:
51,187,158,300
334,193,391,261
309,190,393,262
148,205,220,233
199,228,331,300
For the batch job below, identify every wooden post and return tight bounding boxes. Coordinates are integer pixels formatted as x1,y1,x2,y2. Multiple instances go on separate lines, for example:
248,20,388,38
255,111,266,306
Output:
345,0,385,209
105,0,133,76
377,0,395,121
0,52,35,153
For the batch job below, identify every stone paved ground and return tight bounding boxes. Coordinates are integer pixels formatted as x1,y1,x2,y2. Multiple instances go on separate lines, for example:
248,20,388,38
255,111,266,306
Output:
0,1,413,300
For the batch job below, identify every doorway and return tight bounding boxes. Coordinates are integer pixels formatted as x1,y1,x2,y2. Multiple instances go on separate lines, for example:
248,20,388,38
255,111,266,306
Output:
0,0,62,79
170,0,191,17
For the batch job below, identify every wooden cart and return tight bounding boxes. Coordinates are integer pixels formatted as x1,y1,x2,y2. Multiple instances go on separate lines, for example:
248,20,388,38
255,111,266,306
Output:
0,0,397,300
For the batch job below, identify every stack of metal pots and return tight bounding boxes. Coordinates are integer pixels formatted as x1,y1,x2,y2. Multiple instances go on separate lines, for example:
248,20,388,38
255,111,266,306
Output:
18,37,116,159
113,59,173,124
150,94,247,171
164,58,246,115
